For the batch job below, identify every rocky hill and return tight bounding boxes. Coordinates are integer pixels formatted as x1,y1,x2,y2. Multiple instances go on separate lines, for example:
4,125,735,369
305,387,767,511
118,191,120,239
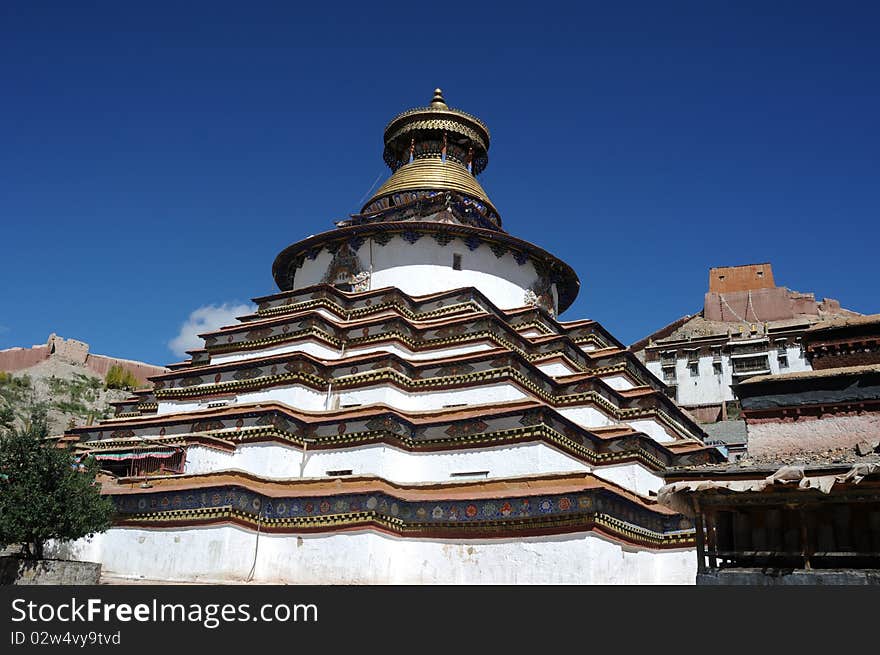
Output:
0,336,165,436
0,359,135,436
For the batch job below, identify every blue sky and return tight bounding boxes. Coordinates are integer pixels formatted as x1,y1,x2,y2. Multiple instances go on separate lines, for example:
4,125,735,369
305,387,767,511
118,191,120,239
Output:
2,1,878,365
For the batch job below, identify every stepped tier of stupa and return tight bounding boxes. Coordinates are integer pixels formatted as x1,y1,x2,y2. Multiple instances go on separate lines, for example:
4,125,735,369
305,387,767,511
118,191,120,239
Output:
64,90,722,583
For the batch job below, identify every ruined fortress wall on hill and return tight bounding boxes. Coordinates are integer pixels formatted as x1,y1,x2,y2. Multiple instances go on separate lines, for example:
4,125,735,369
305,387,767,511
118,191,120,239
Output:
49,334,90,364
0,335,165,386
83,355,165,386
0,344,50,372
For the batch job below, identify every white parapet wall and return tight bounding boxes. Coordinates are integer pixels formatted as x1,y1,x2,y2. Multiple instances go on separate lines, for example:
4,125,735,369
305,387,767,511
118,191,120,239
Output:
209,338,497,366
156,381,529,416
591,462,665,496
185,441,592,481
182,442,664,493
602,374,637,391
67,526,697,584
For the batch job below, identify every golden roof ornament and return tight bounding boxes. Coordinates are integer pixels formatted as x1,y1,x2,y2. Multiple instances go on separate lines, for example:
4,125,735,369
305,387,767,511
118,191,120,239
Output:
361,88,499,227
430,88,448,109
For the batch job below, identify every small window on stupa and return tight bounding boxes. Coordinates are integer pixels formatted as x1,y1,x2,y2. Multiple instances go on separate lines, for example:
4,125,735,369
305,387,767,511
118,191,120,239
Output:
450,471,489,478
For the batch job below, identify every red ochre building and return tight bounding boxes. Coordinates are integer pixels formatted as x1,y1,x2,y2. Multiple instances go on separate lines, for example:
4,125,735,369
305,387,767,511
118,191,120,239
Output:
632,263,860,459
59,90,724,584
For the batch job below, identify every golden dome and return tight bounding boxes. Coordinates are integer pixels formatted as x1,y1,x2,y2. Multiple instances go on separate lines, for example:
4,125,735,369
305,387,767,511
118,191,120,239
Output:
365,158,498,216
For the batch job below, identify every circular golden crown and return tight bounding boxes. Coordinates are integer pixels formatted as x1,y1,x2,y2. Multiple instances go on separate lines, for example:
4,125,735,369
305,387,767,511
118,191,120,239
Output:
381,89,491,174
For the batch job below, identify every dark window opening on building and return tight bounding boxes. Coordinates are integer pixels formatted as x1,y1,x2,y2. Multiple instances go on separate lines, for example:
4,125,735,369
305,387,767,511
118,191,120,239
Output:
96,449,185,478
452,254,462,270
326,469,353,477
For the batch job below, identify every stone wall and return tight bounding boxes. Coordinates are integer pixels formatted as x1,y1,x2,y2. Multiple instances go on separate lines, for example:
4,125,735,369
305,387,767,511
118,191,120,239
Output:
704,286,817,322
0,344,50,371
0,334,165,386
698,568,880,585
746,412,880,457
48,333,89,364
84,354,166,386
0,557,101,585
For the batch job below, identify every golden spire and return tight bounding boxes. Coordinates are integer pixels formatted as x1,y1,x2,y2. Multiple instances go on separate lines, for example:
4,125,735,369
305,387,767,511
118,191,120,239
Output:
430,88,448,108
361,89,500,228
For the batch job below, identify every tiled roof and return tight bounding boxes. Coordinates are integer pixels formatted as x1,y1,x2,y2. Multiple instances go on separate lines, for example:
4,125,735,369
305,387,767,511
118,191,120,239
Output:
701,420,748,446
737,363,880,386
805,313,880,333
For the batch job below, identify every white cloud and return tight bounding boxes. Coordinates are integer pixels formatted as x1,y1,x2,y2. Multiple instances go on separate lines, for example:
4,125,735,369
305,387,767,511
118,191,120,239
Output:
168,302,255,358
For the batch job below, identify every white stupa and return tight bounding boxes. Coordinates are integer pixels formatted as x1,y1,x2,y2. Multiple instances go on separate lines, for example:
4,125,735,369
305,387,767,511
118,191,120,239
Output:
65,89,721,583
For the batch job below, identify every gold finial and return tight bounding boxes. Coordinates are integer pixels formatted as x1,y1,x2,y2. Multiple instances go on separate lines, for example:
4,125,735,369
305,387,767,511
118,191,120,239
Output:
431,88,448,108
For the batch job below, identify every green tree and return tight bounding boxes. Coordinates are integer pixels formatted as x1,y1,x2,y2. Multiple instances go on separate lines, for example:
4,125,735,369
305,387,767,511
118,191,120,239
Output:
26,403,50,439
104,365,139,391
0,425,115,559
104,365,122,389
0,405,14,430
122,369,138,389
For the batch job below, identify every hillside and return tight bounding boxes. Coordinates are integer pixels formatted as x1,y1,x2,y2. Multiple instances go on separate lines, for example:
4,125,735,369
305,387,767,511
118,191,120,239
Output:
0,358,139,436
0,333,166,436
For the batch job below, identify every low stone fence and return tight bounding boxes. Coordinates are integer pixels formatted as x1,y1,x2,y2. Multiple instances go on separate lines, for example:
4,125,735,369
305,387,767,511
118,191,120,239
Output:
0,557,101,585
698,568,880,585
